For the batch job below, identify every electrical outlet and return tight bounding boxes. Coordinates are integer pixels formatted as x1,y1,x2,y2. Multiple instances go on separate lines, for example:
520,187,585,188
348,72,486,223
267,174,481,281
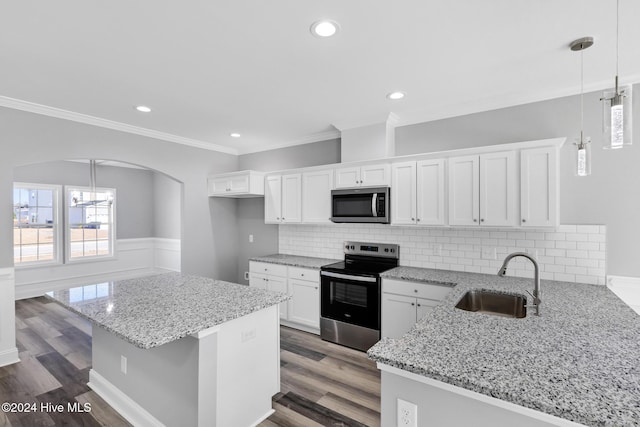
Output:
249,234,254,243
481,247,497,260
397,398,417,427
244,271,250,281
241,328,256,342
120,355,127,374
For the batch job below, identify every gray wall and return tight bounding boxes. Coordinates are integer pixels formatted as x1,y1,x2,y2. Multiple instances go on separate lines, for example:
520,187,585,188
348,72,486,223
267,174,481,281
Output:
153,172,182,240
235,139,341,282
0,107,239,280
13,161,155,239
396,84,640,277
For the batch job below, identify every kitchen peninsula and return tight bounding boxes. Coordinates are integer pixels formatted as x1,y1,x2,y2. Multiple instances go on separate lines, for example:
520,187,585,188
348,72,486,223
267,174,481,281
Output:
369,267,640,426
46,272,290,427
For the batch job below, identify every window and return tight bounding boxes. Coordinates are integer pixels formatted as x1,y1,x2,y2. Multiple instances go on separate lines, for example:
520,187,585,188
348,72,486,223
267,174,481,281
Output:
13,183,62,265
65,187,116,261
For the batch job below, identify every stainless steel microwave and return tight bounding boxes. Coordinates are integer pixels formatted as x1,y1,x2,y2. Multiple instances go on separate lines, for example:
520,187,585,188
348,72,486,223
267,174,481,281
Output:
330,187,390,223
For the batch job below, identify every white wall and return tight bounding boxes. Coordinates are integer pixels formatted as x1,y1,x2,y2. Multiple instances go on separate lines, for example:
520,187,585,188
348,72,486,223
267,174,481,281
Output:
0,106,238,363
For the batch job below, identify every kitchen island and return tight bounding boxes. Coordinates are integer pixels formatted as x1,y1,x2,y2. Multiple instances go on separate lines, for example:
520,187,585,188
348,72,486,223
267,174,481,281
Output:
46,272,290,427
369,267,640,427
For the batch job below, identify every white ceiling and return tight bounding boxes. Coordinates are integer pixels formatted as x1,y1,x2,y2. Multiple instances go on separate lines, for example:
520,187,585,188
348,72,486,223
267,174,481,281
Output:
2,1,639,155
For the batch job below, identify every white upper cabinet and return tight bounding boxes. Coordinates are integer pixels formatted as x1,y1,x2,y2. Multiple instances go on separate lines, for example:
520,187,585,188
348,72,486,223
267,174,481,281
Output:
448,155,480,226
391,159,446,226
416,159,446,226
335,163,390,188
302,169,334,224
480,151,517,226
264,175,282,223
281,173,302,223
449,152,517,226
208,170,265,197
391,162,417,225
521,146,558,227
265,173,301,224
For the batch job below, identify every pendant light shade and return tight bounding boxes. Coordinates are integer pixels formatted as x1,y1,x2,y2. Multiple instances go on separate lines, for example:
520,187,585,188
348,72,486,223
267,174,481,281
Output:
570,37,593,177
601,0,633,149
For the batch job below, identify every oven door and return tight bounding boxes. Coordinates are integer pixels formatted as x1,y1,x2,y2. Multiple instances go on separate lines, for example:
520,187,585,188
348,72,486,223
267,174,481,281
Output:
320,271,380,330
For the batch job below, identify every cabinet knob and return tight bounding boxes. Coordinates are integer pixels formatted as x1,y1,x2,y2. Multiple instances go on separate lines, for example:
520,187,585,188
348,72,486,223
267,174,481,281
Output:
414,289,418,293
480,219,485,222
301,273,304,277
411,302,415,306
411,217,415,221
522,218,527,223
276,217,280,220
473,219,478,222
315,286,318,290
417,303,421,307
417,218,421,222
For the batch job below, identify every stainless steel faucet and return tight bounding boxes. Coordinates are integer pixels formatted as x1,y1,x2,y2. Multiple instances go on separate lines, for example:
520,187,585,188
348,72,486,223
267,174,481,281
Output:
498,252,541,316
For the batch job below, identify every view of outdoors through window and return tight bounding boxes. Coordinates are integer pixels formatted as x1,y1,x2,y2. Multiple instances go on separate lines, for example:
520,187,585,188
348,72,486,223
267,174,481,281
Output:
13,185,57,264
67,188,114,259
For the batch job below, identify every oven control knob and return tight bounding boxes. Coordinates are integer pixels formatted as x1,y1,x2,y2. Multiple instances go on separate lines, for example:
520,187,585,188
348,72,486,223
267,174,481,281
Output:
384,248,389,252
350,245,355,250
390,249,395,253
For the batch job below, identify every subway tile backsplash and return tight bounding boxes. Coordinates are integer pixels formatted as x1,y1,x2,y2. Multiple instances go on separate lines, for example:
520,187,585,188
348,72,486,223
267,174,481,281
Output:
278,224,606,285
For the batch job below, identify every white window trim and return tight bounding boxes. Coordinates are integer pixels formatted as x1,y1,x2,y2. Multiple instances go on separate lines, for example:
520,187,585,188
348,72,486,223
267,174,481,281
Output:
64,185,117,264
13,182,63,268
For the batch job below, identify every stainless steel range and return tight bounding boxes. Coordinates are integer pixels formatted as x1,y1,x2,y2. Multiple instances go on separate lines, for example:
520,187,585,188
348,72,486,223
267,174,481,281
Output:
320,241,399,351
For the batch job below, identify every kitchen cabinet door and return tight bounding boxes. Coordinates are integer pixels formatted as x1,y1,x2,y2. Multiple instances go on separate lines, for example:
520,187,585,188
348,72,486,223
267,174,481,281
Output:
266,275,288,320
448,155,479,226
264,175,282,223
360,163,390,187
521,146,558,227
302,170,333,223
289,278,320,329
382,293,419,339
209,176,231,195
416,298,438,322
391,162,417,225
479,151,517,226
281,173,301,223
228,174,250,193
249,273,267,290
334,166,361,188
416,159,446,226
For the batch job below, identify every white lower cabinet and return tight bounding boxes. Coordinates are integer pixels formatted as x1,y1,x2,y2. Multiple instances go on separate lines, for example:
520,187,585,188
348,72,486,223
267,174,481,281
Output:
382,279,453,339
249,262,320,333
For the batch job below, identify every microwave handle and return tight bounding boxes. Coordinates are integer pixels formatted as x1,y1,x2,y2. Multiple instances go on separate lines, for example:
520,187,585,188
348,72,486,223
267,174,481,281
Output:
372,193,378,217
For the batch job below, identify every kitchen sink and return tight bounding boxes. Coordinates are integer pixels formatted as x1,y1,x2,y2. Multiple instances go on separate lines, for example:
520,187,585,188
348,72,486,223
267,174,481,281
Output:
455,289,527,318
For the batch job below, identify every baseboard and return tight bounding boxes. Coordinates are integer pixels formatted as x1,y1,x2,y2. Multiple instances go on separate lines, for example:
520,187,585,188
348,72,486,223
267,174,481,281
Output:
250,409,275,427
89,369,165,427
0,347,20,368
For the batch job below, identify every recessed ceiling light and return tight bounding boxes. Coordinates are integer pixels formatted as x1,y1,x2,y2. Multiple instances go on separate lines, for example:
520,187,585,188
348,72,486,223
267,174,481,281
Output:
310,20,340,38
135,105,152,113
386,91,406,100
230,133,241,138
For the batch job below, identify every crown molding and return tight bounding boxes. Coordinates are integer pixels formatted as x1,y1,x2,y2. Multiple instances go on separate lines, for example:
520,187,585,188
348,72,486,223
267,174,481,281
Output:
237,129,341,155
0,96,238,155
332,112,401,131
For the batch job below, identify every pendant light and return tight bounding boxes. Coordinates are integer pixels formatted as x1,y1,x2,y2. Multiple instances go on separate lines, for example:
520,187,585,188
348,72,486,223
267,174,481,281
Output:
570,37,594,177
601,0,633,149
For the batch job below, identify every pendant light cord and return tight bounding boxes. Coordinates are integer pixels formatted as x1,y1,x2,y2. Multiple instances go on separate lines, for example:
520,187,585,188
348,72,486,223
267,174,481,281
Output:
580,47,584,142
616,0,619,78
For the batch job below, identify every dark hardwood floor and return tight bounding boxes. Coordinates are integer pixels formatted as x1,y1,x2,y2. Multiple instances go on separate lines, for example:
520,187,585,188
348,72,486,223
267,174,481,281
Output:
1,298,380,426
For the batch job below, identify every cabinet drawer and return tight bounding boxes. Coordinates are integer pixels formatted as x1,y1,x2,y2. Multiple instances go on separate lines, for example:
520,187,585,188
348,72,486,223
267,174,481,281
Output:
249,262,287,277
383,278,453,301
288,267,319,282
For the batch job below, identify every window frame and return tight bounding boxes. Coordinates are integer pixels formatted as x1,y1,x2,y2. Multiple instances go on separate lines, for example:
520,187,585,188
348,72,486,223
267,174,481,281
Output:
12,182,63,268
64,185,117,264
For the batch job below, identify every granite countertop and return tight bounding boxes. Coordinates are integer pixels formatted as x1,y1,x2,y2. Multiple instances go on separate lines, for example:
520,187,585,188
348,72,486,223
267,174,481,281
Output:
46,272,290,350
249,254,339,270
369,268,640,426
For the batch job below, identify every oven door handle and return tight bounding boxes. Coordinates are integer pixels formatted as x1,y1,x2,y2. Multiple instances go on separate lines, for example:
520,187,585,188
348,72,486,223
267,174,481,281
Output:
320,271,377,283
372,193,378,217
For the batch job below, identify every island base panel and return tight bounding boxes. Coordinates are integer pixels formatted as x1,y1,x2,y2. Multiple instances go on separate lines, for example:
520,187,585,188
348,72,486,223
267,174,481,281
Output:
380,366,586,427
90,305,280,426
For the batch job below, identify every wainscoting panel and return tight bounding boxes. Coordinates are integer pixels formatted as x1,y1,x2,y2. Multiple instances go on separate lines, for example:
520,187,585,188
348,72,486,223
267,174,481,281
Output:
14,238,181,300
0,267,19,367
